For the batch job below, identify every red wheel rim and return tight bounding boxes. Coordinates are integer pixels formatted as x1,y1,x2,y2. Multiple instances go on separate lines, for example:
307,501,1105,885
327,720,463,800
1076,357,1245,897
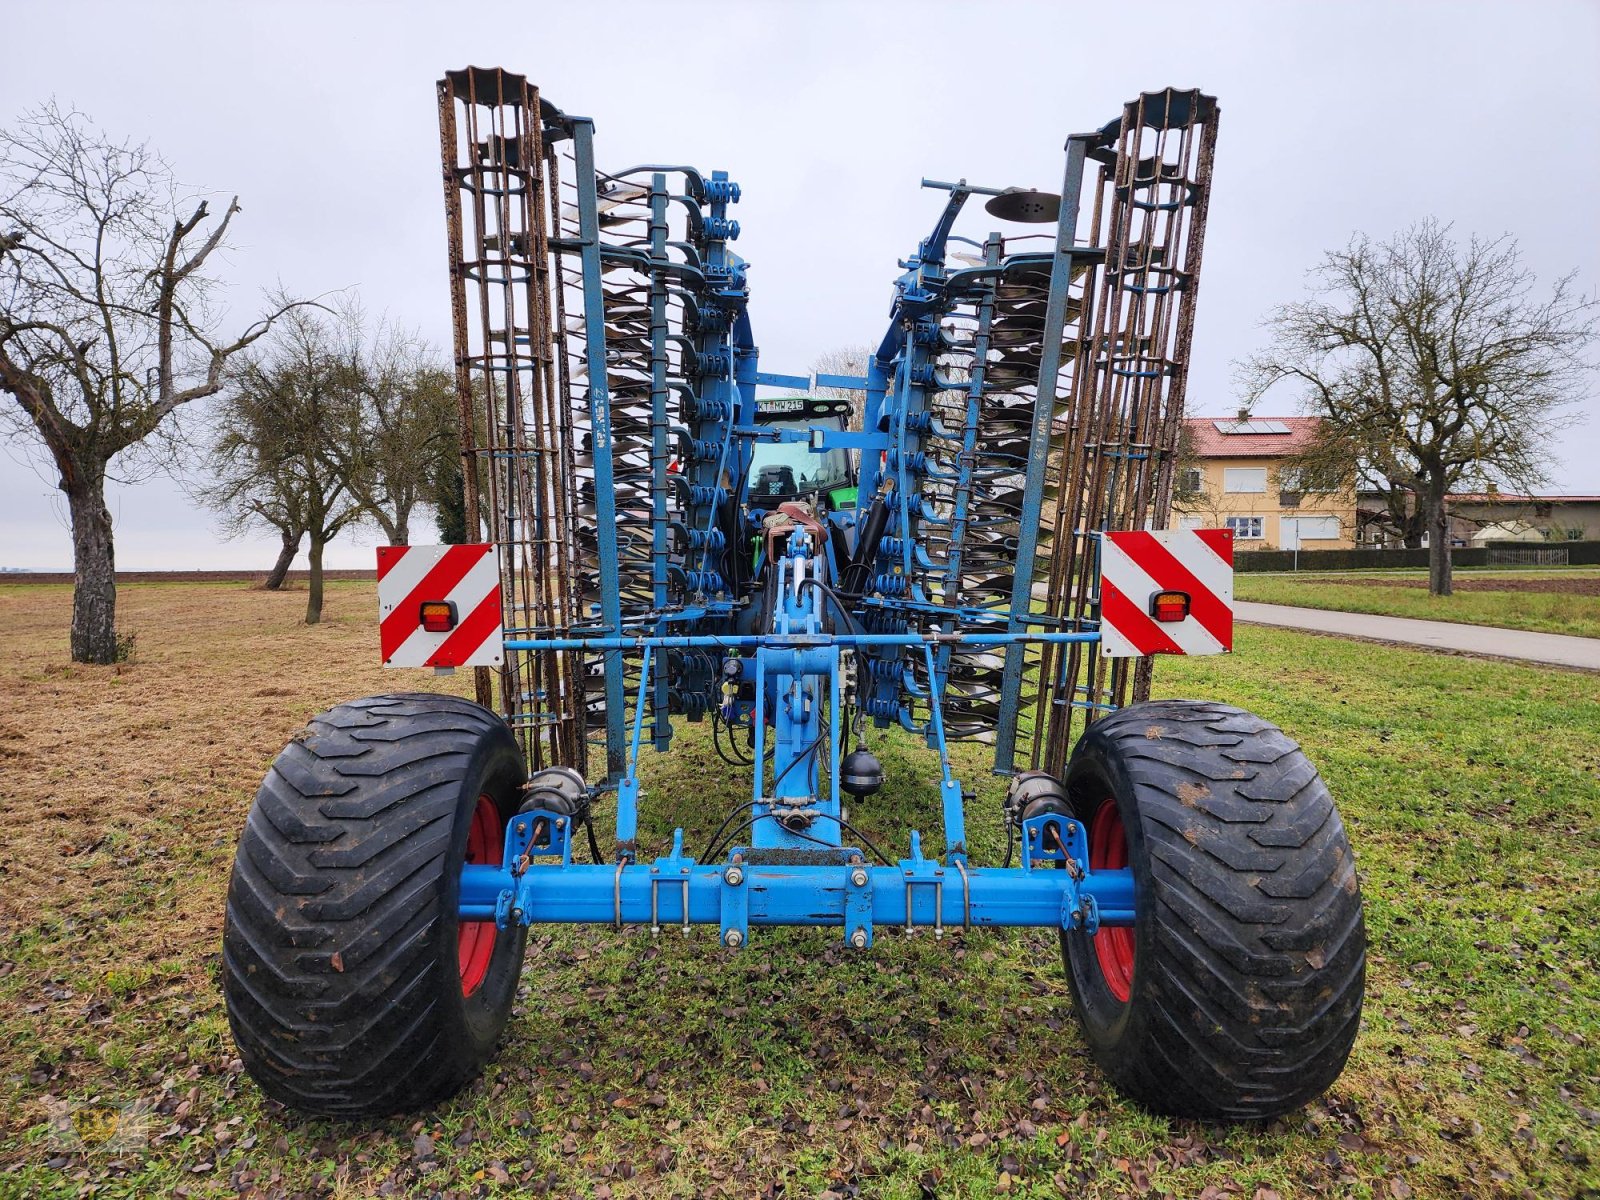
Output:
1089,798,1134,1003
458,795,502,996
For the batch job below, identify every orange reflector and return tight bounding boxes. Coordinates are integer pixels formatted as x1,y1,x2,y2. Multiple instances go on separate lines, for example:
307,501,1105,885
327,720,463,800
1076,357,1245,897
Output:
419,600,458,633
1148,589,1190,623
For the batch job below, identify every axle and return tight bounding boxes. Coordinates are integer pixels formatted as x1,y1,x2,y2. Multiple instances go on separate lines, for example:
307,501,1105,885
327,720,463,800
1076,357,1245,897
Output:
459,814,1134,947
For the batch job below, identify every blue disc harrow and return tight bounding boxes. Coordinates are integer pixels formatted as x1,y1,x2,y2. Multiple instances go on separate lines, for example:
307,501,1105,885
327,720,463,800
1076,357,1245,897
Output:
220,69,1366,1121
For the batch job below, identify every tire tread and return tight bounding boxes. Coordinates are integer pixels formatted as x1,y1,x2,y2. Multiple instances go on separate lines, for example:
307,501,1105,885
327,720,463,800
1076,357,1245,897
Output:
222,693,522,1115
1065,699,1366,1120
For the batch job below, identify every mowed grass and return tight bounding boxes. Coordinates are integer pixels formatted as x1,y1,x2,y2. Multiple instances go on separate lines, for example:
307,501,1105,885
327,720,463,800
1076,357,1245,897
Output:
1236,569,1600,639
0,581,1597,1199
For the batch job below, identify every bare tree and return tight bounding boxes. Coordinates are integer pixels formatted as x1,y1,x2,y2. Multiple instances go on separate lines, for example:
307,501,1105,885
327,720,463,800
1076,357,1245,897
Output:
0,104,304,660
202,306,459,584
206,309,360,624
1242,219,1596,594
199,425,312,592
325,310,457,547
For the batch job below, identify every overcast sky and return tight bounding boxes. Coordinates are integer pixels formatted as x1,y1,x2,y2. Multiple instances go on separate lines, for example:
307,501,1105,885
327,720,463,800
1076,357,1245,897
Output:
3,0,1597,569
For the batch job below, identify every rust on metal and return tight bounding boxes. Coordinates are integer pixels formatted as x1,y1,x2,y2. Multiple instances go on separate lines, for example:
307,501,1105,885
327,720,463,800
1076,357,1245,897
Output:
437,66,587,771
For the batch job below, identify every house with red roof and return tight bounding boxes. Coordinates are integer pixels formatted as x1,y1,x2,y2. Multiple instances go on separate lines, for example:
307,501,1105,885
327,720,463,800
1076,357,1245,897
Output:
1172,417,1357,550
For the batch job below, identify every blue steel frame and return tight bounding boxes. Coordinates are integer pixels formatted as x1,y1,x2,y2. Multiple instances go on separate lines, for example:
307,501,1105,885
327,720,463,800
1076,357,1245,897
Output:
994,135,1094,773
469,102,1142,947
461,530,1135,946
568,119,628,781
459,813,1134,948
465,610,1134,947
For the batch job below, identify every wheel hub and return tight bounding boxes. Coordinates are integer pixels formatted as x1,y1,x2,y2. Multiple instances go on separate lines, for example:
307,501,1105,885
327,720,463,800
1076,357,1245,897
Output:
1089,798,1135,1003
459,795,502,996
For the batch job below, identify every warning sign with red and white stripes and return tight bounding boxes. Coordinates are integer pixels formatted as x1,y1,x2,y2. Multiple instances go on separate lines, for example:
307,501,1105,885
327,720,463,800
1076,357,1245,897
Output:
1097,529,1234,658
376,544,505,669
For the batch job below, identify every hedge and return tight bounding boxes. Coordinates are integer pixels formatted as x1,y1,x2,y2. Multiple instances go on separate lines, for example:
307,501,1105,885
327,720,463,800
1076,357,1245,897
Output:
1235,541,1600,572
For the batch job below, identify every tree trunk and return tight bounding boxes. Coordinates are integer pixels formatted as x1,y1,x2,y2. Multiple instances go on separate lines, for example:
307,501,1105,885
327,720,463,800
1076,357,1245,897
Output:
264,529,300,590
305,533,326,625
1390,495,1424,548
1426,486,1453,596
66,468,119,664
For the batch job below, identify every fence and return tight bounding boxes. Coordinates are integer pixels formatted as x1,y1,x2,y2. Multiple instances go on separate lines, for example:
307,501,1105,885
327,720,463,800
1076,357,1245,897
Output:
1487,547,1569,567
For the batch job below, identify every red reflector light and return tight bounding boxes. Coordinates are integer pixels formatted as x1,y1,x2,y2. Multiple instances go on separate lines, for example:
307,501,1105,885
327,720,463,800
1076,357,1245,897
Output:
419,600,458,633
1149,589,1190,623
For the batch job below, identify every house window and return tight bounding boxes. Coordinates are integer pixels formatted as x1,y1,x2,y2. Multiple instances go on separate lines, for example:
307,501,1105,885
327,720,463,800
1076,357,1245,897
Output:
1293,515,1340,540
1278,468,1337,494
1223,468,1267,493
1226,516,1264,540
1176,515,1206,530
1177,468,1203,495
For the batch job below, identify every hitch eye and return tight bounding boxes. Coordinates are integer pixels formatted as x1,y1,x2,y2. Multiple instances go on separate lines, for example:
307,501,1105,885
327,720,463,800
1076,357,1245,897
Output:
1148,589,1190,623
419,600,458,633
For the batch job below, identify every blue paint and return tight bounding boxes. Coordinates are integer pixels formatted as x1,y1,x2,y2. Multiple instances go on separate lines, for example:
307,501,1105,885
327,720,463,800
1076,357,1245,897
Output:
460,849,1135,939
569,120,628,782
994,136,1091,773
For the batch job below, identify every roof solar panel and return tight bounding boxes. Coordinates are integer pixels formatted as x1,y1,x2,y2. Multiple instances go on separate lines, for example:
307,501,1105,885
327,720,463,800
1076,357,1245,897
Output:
1213,419,1290,435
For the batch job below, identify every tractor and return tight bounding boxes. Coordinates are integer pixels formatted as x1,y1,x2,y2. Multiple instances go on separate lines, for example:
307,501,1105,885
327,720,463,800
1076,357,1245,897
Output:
220,69,1364,1121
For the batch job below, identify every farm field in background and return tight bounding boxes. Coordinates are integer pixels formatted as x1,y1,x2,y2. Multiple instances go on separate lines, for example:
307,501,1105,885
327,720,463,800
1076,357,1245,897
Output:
0,581,1597,1199
1235,568,1600,639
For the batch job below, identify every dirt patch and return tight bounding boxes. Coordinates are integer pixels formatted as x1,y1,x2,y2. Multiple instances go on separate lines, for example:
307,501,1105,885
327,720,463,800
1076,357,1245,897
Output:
1316,575,1600,596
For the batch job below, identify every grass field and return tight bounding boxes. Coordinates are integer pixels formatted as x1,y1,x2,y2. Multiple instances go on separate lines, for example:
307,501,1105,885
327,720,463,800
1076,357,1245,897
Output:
1,581,1598,1199
1236,568,1600,639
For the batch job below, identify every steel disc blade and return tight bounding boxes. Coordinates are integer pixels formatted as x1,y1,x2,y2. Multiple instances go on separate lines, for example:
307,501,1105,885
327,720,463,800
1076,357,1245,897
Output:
984,189,1062,224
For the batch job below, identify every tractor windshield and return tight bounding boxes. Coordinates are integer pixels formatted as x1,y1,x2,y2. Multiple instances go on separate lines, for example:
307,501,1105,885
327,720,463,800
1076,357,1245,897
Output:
746,400,854,503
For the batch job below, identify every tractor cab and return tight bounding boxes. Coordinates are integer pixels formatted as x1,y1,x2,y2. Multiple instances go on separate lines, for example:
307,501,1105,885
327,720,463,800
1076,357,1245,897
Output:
745,396,857,512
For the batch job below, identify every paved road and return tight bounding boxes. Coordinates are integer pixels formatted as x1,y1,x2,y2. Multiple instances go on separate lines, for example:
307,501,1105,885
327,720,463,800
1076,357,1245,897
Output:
1235,602,1600,671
